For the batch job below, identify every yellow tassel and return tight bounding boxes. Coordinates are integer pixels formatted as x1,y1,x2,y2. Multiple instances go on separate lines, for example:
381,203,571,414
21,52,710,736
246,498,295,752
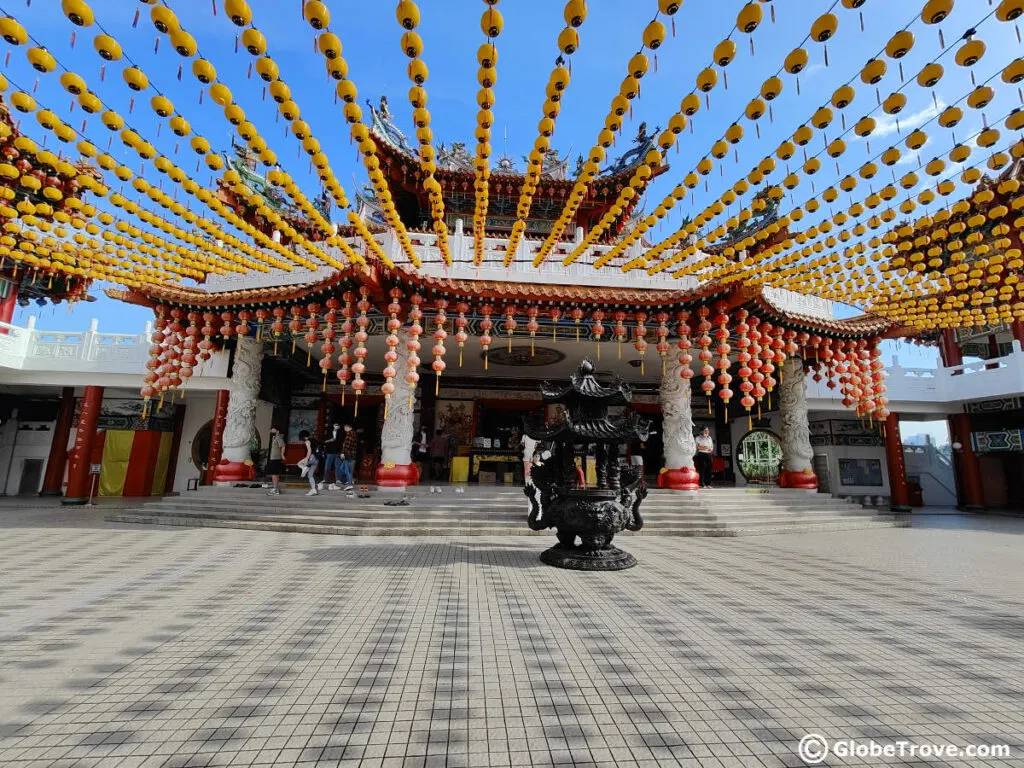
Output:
307,350,311,366
354,397,359,417
435,373,440,395
485,351,489,370
748,413,752,430
459,347,463,367
531,340,535,356
384,398,389,421
640,359,645,376
409,392,414,409
321,373,326,392
597,342,601,360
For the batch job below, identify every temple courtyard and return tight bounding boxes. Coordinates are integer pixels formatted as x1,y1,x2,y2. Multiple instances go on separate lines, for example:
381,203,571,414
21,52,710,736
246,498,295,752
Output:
0,505,1022,768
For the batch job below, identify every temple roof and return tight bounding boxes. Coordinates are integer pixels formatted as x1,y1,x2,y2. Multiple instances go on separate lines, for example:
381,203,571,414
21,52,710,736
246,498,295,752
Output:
106,256,897,339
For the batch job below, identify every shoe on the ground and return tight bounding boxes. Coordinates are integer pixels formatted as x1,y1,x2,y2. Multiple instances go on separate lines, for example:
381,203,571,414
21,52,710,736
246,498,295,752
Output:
344,484,354,491
345,491,355,498
266,488,280,496
317,482,326,490
327,483,341,491
306,489,318,496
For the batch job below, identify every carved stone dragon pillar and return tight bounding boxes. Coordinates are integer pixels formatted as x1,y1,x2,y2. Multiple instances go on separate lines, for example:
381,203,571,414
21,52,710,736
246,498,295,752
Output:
214,336,264,483
657,355,699,491
778,356,818,490
376,328,420,488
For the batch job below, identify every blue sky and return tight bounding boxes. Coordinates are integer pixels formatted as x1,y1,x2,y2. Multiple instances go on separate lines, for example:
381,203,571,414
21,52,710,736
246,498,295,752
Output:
5,0,1018,375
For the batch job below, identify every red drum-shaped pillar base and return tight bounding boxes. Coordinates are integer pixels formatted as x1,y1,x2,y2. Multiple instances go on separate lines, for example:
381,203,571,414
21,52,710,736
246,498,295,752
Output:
213,459,256,483
657,466,700,491
376,462,420,488
779,468,818,490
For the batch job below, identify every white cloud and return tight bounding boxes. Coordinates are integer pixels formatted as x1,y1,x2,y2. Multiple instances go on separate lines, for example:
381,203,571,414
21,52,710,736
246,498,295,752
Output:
866,100,945,140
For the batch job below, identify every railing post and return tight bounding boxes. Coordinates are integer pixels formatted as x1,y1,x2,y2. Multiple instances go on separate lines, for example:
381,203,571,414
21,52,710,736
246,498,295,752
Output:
81,318,99,362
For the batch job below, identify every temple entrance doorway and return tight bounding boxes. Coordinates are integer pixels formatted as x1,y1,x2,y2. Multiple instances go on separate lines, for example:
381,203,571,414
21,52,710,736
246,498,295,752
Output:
737,429,783,486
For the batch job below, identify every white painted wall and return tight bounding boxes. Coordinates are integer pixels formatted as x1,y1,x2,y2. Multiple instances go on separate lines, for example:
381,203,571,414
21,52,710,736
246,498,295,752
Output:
0,419,56,495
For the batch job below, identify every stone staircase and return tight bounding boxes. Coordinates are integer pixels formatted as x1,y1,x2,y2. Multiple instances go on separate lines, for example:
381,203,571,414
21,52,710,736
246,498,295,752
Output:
106,485,907,537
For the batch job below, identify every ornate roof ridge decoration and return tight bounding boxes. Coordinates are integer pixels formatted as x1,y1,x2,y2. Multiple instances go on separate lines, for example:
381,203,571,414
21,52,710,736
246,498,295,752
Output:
218,140,330,229
366,95,662,183
753,293,893,336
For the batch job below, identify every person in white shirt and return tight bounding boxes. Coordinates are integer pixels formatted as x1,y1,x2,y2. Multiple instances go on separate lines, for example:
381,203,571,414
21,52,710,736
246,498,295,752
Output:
521,433,538,484
695,427,714,488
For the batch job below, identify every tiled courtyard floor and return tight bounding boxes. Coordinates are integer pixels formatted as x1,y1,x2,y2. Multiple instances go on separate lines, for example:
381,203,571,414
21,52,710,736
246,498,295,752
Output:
0,505,1022,767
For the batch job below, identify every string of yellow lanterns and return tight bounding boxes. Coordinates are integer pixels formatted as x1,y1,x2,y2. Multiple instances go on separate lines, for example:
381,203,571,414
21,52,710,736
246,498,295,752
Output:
629,1,993,278
749,143,1024,323
472,6,502,266
0,95,231,284
96,0,360,269
1,26,319,275
721,103,1024,298
104,190,277,274
533,1,677,267
580,2,772,269
594,1,853,271
503,0,582,267
654,34,1015,285
305,10,420,267
395,0,452,265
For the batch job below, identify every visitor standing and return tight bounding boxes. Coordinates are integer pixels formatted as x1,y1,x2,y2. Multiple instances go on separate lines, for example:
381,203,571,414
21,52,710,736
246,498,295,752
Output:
521,432,538,484
339,424,358,489
413,427,429,475
298,430,319,496
630,442,645,476
429,429,449,482
696,426,714,488
319,422,343,491
265,426,286,496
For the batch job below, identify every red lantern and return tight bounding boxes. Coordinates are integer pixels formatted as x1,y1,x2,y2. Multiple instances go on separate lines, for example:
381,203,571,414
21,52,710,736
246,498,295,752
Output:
614,310,627,359
634,312,648,375
503,305,517,352
480,304,494,370
433,299,448,394
526,306,540,356
406,294,424,407
592,309,605,360
455,302,470,366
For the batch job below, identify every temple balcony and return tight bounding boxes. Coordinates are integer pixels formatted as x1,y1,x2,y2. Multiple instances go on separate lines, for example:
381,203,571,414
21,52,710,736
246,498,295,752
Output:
0,318,230,388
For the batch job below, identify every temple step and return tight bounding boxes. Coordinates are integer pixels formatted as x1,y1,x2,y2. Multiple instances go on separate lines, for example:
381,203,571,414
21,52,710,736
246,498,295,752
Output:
107,486,905,537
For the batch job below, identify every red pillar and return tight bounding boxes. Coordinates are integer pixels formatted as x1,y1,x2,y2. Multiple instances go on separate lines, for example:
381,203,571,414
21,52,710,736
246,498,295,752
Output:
940,329,963,370
1012,320,1024,348
884,412,911,511
204,389,230,485
0,276,19,325
949,413,985,510
62,385,103,505
40,387,76,496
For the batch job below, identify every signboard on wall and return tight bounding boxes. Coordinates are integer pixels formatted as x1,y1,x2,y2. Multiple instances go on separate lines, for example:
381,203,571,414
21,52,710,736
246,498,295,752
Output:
838,458,883,486
79,398,177,433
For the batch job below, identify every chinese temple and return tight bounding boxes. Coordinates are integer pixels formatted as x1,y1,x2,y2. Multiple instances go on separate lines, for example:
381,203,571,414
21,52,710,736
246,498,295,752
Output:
1,0,1023,510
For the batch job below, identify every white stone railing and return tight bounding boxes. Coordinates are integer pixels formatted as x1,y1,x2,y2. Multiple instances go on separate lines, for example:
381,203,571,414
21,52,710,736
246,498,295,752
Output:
0,318,229,380
0,317,152,373
807,344,1024,406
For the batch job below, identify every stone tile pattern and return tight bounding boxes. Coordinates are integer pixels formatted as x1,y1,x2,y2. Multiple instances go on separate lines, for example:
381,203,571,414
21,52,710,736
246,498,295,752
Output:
0,507,1022,767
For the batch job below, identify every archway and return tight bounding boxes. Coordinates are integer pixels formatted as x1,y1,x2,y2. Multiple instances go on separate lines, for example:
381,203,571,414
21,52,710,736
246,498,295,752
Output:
737,429,783,486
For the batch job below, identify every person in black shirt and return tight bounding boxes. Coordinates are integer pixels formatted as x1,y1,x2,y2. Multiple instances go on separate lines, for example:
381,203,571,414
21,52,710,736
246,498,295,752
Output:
319,422,343,491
